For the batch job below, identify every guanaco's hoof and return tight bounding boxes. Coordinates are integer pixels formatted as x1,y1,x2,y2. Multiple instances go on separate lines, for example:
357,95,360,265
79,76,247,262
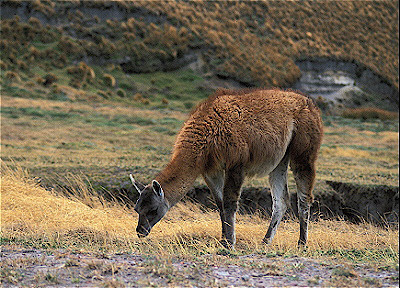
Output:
219,239,235,250
262,237,272,245
297,240,308,251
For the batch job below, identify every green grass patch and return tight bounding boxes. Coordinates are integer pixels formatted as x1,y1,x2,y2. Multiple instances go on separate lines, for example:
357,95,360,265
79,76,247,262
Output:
323,116,399,132
2,107,72,120
313,248,399,265
1,85,43,99
125,69,209,109
1,106,183,132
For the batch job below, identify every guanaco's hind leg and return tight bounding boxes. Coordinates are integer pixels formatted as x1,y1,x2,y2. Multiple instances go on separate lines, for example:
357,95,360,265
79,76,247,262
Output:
292,161,316,248
288,102,322,248
221,165,245,249
263,153,290,245
204,171,226,239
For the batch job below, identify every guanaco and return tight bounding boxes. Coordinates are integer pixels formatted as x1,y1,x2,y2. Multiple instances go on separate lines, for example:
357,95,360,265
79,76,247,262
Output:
131,88,323,249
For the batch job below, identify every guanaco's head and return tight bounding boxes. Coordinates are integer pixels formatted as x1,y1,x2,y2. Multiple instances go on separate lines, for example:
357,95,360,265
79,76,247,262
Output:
130,175,169,238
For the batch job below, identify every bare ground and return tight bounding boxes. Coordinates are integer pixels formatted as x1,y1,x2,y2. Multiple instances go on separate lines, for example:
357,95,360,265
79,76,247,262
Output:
1,245,398,287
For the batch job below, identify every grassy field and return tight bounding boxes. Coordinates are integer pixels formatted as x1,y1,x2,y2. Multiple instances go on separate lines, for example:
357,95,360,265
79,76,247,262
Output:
2,91,398,188
2,90,398,250
1,87,399,286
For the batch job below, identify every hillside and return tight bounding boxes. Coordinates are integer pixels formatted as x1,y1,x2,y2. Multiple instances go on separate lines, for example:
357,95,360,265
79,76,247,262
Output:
1,0,398,111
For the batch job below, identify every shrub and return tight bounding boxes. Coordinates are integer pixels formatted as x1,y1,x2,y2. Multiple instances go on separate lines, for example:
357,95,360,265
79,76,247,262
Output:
67,65,80,76
116,88,126,97
123,32,136,41
43,73,58,86
87,67,95,81
106,19,117,28
35,76,44,85
133,93,149,105
67,62,95,85
26,81,36,87
57,37,84,56
106,90,114,98
31,0,55,16
29,46,41,58
106,64,115,71
342,107,399,121
103,74,116,87
69,78,82,89
97,90,108,98
51,84,62,94
52,57,67,69
8,53,16,64
5,71,21,82
133,93,143,101
75,10,84,20
28,17,42,28
16,60,28,70
0,60,8,70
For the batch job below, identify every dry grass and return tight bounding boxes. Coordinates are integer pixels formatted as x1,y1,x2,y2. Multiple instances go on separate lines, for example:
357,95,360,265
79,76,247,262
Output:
1,163,398,265
1,164,133,237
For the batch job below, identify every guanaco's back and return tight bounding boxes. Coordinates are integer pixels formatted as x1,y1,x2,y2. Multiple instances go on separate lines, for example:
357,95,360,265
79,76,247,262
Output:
174,88,323,178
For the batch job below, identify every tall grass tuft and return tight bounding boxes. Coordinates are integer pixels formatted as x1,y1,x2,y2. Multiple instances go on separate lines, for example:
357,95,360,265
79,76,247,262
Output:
5,71,21,82
116,88,126,98
103,73,116,88
43,73,58,86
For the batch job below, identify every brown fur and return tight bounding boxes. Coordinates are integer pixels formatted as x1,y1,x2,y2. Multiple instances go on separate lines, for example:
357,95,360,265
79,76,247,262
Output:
156,88,323,206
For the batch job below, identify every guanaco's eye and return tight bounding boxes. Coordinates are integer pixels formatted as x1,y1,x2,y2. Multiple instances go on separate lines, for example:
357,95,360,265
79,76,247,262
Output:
148,208,158,216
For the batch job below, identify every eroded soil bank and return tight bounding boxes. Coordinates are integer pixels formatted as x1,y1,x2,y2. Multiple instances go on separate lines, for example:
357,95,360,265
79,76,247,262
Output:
188,181,399,226
76,179,399,227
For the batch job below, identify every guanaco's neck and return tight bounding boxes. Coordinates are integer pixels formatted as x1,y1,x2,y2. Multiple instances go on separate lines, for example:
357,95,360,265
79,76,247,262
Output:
155,149,201,207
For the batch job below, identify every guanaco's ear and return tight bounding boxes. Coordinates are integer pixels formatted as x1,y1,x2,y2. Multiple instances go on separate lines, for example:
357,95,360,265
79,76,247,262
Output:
129,174,142,195
152,180,164,198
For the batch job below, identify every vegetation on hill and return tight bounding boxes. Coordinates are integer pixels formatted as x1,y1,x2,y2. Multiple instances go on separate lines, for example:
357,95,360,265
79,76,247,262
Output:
143,0,398,89
0,0,398,110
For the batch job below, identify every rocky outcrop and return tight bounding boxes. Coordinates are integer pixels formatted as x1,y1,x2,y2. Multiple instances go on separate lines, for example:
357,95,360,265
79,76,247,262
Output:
293,58,399,111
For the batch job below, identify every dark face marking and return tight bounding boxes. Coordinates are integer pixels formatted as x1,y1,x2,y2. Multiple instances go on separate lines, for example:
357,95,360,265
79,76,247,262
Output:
134,184,168,238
